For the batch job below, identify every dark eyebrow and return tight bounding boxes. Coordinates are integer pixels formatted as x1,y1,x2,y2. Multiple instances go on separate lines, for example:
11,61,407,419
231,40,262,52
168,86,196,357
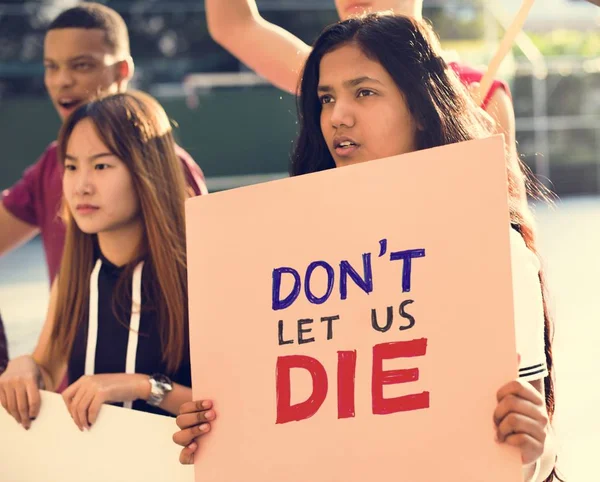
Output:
64,152,115,162
345,76,382,88
68,55,99,64
44,55,98,64
317,76,383,93
89,152,114,161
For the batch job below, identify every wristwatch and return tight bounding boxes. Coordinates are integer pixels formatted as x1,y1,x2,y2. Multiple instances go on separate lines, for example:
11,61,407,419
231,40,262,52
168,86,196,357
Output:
147,373,173,407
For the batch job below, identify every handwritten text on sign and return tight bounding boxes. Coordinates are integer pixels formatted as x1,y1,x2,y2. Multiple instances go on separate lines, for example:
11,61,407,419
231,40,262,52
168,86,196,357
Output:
272,239,428,424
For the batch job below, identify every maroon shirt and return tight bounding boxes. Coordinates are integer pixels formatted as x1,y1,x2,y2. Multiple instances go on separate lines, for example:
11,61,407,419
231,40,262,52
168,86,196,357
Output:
450,62,511,110
2,142,207,282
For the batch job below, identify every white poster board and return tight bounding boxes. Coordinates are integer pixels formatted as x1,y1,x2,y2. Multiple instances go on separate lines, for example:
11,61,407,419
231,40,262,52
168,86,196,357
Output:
0,390,192,482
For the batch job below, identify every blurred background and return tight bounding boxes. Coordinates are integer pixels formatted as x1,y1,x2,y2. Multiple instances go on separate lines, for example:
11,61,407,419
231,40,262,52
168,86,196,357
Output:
0,0,599,480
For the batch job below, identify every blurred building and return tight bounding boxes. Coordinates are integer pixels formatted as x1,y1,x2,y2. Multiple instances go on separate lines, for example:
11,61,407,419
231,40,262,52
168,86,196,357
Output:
0,0,598,195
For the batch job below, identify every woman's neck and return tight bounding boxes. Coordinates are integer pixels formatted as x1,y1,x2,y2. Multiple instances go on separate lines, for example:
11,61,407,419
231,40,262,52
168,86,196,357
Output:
97,220,144,267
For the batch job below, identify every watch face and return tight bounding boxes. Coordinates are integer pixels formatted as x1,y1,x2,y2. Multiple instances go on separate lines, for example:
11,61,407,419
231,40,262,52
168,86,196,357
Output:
147,374,173,407
151,373,173,390
152,373,171,386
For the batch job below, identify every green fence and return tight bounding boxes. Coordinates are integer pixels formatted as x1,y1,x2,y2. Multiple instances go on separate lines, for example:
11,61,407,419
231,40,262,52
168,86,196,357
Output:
0,87,299,191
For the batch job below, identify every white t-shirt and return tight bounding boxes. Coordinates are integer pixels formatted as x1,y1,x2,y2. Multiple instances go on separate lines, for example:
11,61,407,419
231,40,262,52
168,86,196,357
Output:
510,228,549,382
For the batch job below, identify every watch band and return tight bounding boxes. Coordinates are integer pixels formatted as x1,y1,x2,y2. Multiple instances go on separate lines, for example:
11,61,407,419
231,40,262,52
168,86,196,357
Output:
147,373,173,407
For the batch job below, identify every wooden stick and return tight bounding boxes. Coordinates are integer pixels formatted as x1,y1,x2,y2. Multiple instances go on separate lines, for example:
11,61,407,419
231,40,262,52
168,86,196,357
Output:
475,0,536,105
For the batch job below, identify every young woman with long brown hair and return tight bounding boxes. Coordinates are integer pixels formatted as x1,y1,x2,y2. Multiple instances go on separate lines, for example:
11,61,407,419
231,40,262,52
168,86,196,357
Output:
0,91,191,429
173,14,561,482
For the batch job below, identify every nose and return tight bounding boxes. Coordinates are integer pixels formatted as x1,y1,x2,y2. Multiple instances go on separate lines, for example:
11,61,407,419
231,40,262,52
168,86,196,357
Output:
74,168,94,196
329,99,355,129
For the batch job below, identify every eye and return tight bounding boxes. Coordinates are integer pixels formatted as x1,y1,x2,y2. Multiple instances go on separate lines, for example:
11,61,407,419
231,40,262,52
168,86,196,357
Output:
357,89,376,98
319,94,334,105
73,62,93,71
64,163,76,171
94,163,110,170
44,63,58,72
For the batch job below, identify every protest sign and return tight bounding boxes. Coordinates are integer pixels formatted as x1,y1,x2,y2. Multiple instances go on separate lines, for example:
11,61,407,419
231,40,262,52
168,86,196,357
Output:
186,135,522,482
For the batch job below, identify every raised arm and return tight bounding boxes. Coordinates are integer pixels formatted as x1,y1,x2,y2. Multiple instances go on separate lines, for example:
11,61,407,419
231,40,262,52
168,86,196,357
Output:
205,0,311,94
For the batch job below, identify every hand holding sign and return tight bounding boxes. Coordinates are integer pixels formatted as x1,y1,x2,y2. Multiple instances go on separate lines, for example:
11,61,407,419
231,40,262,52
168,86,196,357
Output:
494,379,549,465
0,355,42,430
173,399,216,464
61,373,152,431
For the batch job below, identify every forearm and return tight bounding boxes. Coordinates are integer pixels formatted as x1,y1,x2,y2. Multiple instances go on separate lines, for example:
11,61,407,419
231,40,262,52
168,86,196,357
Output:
204,0,310,93
158,383,192,416
3,354,59,391
205,0,257,44
485,89,527,205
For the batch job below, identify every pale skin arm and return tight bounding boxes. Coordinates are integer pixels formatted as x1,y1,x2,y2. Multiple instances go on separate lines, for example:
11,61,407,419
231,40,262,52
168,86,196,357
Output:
467,83,528,204
33,284,189,429
205,0,310,94
486,88,516,155
0,203,39,257
63,373,192,431
485,88,528,203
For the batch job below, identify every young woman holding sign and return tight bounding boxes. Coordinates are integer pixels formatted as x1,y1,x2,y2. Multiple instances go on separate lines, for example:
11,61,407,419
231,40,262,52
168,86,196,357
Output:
204,0,523,197
174,14,560,482
0,92,192,429
205,0,513,122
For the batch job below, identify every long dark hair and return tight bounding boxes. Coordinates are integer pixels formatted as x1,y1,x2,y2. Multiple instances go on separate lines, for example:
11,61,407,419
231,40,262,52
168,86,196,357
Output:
292,14,494,175
293,14,560,481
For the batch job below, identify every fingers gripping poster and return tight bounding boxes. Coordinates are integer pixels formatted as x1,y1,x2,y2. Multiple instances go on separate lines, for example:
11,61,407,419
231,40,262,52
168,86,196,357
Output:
186,136,523,482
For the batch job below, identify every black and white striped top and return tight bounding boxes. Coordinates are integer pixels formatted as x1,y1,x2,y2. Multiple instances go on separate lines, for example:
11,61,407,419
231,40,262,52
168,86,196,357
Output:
68,250,191,417
510,229,549,382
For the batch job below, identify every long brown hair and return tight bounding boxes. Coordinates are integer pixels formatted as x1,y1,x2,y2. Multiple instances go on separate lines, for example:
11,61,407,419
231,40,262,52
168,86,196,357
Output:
50,91,189,373
295,14,560,480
